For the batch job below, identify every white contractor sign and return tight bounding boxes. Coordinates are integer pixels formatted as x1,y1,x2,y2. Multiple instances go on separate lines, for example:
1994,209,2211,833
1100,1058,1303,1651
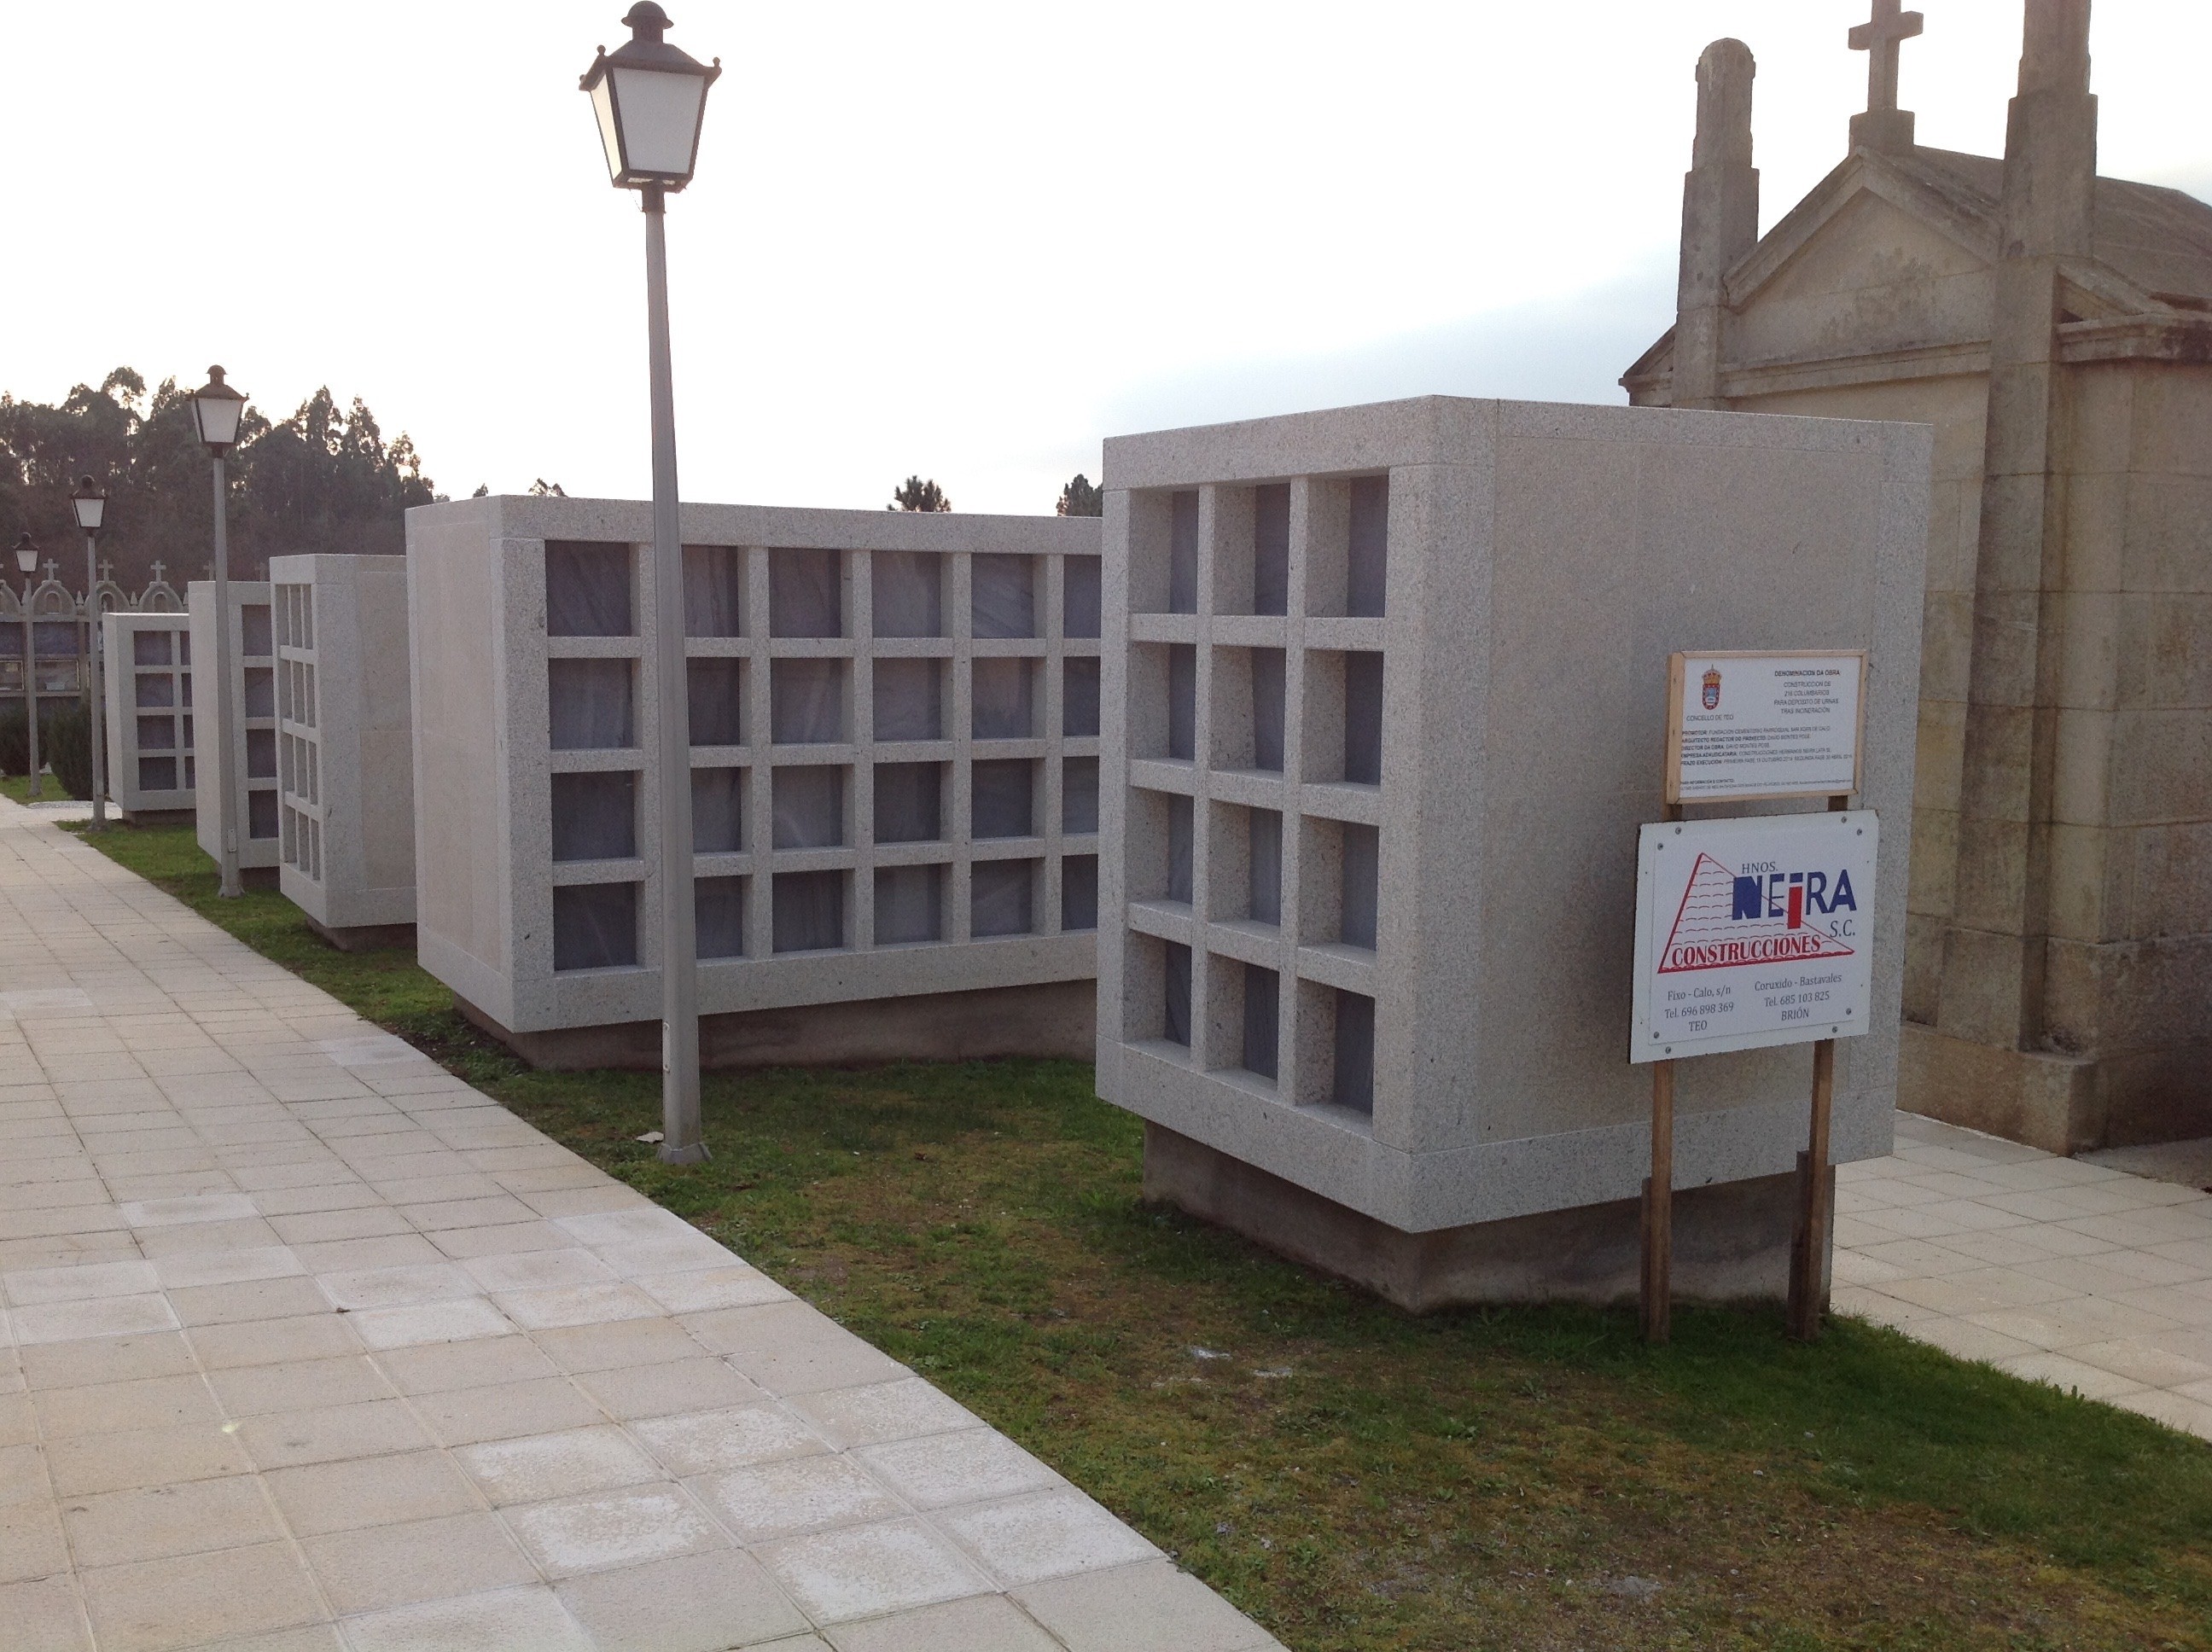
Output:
1632,811,1877,1062
1666,650,1865,803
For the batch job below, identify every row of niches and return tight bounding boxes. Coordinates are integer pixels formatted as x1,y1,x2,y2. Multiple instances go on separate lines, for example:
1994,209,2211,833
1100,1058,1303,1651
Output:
1130,644,1382,786
279,731,321,807
1128,793,1378,950
1130,474,1388,620
551,757,1100,859
548,655,1102,749
1124,934,1376,1114
545,543,1104,643
282,801,323,884
552,854,1099,970
275,584,316,652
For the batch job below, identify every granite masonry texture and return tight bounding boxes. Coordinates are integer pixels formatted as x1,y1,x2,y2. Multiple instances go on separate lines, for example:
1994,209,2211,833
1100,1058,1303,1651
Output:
269,555,417,944
187,581,280,879
1095,396,1930,1301
403,496,1101,1068
101,612,195,823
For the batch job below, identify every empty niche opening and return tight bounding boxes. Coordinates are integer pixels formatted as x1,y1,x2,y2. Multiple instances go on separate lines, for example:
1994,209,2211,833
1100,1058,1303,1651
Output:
874,864,943,944
1253,484,1289,616
1062,853,1097,930
1167,793,1194,904
1347,474,1388,617
1342,652,1382,784
554,881,638,970
691,767,744,853
971,759,1033,838
696,875,746,958
1062,657,1100,736
133,630,171,666
1168,644,1196,760
873,658,941,742
1169,491,1198,613
971,858,1036,937
1063,559,1102,638
546,543,633,636
971,658,1034,739
871,551,942,638
551,771,637,860
138,715,176,750
1249,808,1282,924
687,659,743,746
1061,756,1098,834
873,761,941,842
1243,963,1280,1080
772,765,846,848
139,756,176,791
549,659,634,749
1334,989,1377,1112
135,671,172,707
770,548,843,637
684,545,742,637
770,659,844,744
244,666,274,718
1252,649,1285,771
1164,940,1192,1044
241,604,273,658
971,555,1036,638
247,729,276,780
1340,823,1378,948
772,870,845,952
185,756,196,786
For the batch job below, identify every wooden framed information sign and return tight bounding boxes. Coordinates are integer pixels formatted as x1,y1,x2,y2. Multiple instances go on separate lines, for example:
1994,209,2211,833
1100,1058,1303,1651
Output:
1665,650,1866,805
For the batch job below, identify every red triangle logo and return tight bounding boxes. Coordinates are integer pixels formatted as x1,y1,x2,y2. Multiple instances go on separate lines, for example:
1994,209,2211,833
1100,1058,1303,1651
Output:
1659,852,1856,974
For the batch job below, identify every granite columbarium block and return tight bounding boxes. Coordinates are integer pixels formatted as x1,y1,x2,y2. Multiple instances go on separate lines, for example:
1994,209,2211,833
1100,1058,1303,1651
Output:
405,493,1102,1068
1096,395,1930,1309
188,580,281,881
102,611,196,821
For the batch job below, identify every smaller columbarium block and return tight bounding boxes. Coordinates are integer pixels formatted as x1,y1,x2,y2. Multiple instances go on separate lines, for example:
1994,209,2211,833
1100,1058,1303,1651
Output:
269,555,416,948
102,611,195,821
1098,397,1929,1309
188,581,281,881
405,494,1102,1068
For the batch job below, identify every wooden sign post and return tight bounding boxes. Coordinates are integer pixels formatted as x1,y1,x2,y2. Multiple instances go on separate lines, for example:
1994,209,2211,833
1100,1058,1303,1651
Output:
1637,651,1872,1346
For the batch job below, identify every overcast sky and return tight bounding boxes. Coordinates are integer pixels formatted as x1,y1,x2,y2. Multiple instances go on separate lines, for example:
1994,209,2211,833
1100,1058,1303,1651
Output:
9,2,2210,515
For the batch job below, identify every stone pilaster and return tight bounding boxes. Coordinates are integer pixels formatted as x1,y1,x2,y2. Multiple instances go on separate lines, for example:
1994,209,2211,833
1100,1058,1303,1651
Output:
1672,40,1759,410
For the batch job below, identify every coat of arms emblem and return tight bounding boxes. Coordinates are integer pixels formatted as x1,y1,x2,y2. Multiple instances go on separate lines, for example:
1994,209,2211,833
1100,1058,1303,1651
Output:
1702,666,1722,710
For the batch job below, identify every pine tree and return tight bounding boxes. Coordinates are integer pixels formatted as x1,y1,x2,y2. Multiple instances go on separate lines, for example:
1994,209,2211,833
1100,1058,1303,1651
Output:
1057,474,1103,517
889,475,952,512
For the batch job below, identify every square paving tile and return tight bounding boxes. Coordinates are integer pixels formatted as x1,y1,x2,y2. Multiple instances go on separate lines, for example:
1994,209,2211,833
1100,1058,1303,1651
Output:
504,1481,728,1577
373,1334,559,1395
189,1313,364,1370
168,1276,335,1328
80,1540,323,1652
573,1355,763,1420
12,1294,179,1345
938,1489,1159,1587
1012,1559,1278,1652
341,1585,597,1652
690,1302,910,1395
696,1453,909,1543
630,1403,828,1477
858,1429,1062,1510
557,1550,812,1652
760,1517,993,1625
634,1265,792,1315
237,1397,432,1469
412,1375,606,1446
316,1263,480,1311
35,1371,222,1439
0,1576,90,1652
457,1248,617,1294
826,1591,1064,1652
207,1355,395,1416
455,1426,663,1506
45,1422,256,1498
302,1509,537,1614
2,1259,160,1305
346,1298,515,1351
62,1475,282,1568
534,1316,705,1374
20,1330,197,1389
265,1448,484,1537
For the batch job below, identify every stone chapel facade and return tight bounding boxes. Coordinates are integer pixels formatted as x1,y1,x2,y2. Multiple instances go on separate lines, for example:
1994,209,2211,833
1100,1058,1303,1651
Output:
1624,0,2212,1154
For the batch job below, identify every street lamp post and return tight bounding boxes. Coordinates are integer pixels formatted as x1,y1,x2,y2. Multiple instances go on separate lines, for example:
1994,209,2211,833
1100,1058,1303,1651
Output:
191,367,247,898
582,3,720,1167
13,534,37,800
71,478,109,829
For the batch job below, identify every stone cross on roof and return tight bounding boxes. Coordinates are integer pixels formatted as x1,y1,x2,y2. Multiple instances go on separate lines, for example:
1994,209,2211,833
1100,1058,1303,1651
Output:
151,560,166,583
99,559,114,584
1848,0,1924,152
42,560,58,584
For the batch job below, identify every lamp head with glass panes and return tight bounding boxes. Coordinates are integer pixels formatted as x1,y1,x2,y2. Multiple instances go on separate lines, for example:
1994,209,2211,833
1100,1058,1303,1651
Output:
580,3,721,191
13,533,33,577
71,477,106,534
190,367,247,454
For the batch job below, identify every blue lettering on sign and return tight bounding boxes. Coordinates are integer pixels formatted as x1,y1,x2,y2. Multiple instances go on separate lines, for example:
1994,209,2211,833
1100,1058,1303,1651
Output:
1732,877,1762,921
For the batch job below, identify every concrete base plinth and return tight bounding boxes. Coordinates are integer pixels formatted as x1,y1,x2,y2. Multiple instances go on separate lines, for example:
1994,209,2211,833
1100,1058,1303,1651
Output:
119,809,195,827
304,915,417,954
456,979,1096,1073
1899,1022,2212,1155
1142,1123,1824,1312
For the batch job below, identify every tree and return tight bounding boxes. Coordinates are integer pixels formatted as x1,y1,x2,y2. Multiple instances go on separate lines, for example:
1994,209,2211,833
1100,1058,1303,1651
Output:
529,479,567,497
0,367,440,594
889,475,952,512
1057,474,1103,517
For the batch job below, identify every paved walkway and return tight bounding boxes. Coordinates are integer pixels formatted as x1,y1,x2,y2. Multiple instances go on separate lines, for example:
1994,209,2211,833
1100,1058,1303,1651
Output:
1836,1114,2212,1439
0,801,1282,1652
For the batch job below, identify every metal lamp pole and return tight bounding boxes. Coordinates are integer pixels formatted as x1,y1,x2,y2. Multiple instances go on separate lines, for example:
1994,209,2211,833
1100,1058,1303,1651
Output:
12,535,36,799
72,479,108,829
582,3,721,1166
191,368,248,898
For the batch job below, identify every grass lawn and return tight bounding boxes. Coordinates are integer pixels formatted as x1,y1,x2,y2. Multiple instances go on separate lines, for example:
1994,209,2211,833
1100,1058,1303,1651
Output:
2,772,72,806
63,817,2212,1651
